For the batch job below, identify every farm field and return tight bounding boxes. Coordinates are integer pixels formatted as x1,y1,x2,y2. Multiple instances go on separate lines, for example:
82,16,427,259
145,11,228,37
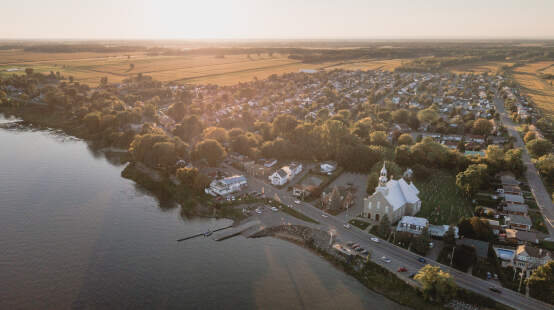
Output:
0,50,404,86
449,61,514,75
414,170,473,225
324,58,405,71
511,61,554,117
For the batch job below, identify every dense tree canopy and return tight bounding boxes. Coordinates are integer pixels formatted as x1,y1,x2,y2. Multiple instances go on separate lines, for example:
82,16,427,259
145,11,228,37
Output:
414,265,457,303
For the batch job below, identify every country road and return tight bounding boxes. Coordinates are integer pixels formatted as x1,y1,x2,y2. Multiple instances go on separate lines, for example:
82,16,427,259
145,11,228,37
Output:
494,96,554,239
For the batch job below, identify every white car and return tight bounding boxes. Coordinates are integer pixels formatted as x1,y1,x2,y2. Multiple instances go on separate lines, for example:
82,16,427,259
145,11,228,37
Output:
294,200,301,204
381,256,391,263
321,214,328,218
255,209,262,214
271,207,279,212
343,223,351,229
370,237,380,243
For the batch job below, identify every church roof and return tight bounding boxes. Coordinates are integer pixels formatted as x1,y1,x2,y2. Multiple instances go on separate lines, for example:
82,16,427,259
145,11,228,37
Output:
379,178,420,211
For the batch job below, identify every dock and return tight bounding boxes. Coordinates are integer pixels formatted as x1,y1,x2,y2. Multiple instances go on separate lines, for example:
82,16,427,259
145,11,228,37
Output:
177,225,233,242
212,220,262,241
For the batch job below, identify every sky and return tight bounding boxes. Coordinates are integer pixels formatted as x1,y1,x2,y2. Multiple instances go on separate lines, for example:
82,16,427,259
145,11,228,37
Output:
1,0,553,40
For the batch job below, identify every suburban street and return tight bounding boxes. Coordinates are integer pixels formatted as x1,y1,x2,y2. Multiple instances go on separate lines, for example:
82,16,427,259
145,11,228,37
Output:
224,164,554,310
494,96,554,239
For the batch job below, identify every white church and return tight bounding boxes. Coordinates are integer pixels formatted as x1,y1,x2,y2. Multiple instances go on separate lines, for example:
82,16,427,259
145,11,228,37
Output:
362,163,421,223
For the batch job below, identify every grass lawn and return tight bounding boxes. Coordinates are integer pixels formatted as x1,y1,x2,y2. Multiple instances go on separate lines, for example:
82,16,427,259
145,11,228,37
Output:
348,219,370,230
415,170,474,225
279,204,319,224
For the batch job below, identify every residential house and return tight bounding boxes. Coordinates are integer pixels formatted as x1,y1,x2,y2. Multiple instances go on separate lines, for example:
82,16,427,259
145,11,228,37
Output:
429,224,459,239
487,220,501,235
396,216,429,235
513,245,552,270
320,161,337,175
205,175,248,196
362,164,421,223
505,214,532,231
269,163,302,186
457,238,490,262
504,204,529,217
504,193,525,205
502,229,539,244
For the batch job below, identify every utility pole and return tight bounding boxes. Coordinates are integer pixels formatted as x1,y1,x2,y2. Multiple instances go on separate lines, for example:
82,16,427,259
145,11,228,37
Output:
450,246,456,266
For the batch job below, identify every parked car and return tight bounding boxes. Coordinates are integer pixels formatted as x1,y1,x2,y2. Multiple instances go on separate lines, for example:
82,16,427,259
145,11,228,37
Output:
321,214,328,218
294,200,301,204
370,237,379,243
343,223,351,229
255,209,262,214
361,249,368,255
489,287,501,293
271,207,279,212
397,267,407,272
417,257,426,263
486,272,492,279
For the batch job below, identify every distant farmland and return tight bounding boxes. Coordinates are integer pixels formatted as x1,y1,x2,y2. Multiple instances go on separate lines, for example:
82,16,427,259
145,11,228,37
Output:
0,50,405,86
511,61,554,117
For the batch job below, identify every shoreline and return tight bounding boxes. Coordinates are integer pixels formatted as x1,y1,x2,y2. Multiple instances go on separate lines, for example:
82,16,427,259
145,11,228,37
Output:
0,106,513,310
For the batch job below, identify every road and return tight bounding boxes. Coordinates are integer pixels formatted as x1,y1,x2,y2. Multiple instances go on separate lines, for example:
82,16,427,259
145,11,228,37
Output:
224,163,553,310
494,96,554,239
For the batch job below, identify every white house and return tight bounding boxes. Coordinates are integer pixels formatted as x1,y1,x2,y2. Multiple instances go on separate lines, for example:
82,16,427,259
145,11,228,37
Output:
513,245,552,270
205,175,247,196
320,162,337,175
362,163,421,223
396,216,429,235
269,163,302,186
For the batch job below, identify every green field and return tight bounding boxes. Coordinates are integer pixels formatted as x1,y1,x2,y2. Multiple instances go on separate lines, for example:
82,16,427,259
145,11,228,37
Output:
415,170,474,225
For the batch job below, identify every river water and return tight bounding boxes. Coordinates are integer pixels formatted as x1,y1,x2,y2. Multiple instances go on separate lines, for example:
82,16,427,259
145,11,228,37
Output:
0,113,403,309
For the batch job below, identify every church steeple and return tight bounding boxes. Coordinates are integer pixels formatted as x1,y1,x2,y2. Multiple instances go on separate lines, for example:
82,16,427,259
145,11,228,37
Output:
378,162,388,188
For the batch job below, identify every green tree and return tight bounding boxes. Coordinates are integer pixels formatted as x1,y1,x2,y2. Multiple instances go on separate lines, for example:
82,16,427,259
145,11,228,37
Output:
527,139,552,158
194,139,227,166
370,131,388,146
202,127,228,144
485,145,504,171
527,261,554,304
412,227,430,255
367,172,379,194
397,133,414,146
176,167,199,187
523,131,537,143
272,114,298,138
173,115,204,142
414,265,457,303
456,164,488,196
392,109,409,124
504,148,525,176
472,118,493,135
417,107,439,125
443,225,456,247
536,154,554,183
378,214,391,238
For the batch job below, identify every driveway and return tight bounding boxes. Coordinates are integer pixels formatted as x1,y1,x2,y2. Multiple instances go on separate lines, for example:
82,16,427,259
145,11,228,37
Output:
494,96,554,238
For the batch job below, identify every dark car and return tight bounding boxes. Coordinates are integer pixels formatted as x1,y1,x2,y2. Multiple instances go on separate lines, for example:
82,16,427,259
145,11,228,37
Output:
489,287,501,293
417,257,426,263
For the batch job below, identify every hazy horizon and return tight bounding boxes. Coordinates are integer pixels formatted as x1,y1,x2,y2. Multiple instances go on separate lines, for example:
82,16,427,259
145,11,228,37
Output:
2,0,553,40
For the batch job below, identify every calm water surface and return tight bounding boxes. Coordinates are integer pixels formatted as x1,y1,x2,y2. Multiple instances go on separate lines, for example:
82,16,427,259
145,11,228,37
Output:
0,113,404,309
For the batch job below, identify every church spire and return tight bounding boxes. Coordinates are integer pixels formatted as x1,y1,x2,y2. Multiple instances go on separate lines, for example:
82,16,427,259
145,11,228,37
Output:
378,162,388,188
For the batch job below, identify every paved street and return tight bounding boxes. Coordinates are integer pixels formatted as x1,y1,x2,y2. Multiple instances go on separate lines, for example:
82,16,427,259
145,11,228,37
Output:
494,97,554,239
223,163,553,310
